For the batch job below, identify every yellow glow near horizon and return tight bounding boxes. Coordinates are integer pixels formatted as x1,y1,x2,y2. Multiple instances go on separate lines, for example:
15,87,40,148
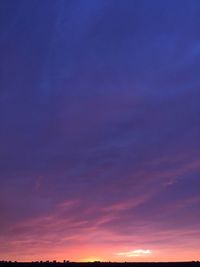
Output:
82,257,103,262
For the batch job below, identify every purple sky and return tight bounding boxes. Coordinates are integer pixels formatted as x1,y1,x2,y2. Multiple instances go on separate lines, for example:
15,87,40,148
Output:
0,0,200,262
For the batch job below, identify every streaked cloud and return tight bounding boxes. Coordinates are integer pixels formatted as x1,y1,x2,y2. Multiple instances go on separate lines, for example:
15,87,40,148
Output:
0,0,200,262
116,249,151,257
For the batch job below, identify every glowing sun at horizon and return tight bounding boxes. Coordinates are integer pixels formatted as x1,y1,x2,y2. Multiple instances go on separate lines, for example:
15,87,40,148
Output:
82,257,103,262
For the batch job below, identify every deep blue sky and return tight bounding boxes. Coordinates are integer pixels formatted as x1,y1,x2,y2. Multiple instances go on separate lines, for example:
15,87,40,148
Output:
0,0,200,262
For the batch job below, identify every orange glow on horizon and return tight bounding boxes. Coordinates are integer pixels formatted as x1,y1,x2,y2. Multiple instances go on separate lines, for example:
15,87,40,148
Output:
81,257,103,262
2,245,200,263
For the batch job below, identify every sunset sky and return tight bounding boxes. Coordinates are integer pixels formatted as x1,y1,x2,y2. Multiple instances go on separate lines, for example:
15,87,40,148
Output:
0,0,200,262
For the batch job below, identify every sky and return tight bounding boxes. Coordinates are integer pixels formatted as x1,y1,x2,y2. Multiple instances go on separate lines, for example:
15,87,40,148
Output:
0,0,200,262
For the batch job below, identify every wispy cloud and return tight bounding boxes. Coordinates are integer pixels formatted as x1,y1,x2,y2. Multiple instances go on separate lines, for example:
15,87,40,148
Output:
116,249,151,257
0,0,200,262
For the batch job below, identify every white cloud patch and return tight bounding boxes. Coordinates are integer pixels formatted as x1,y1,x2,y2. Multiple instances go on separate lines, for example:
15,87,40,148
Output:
116,249,151,257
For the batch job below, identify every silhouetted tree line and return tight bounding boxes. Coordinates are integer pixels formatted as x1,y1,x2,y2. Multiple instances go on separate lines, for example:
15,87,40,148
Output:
0,261,200,267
